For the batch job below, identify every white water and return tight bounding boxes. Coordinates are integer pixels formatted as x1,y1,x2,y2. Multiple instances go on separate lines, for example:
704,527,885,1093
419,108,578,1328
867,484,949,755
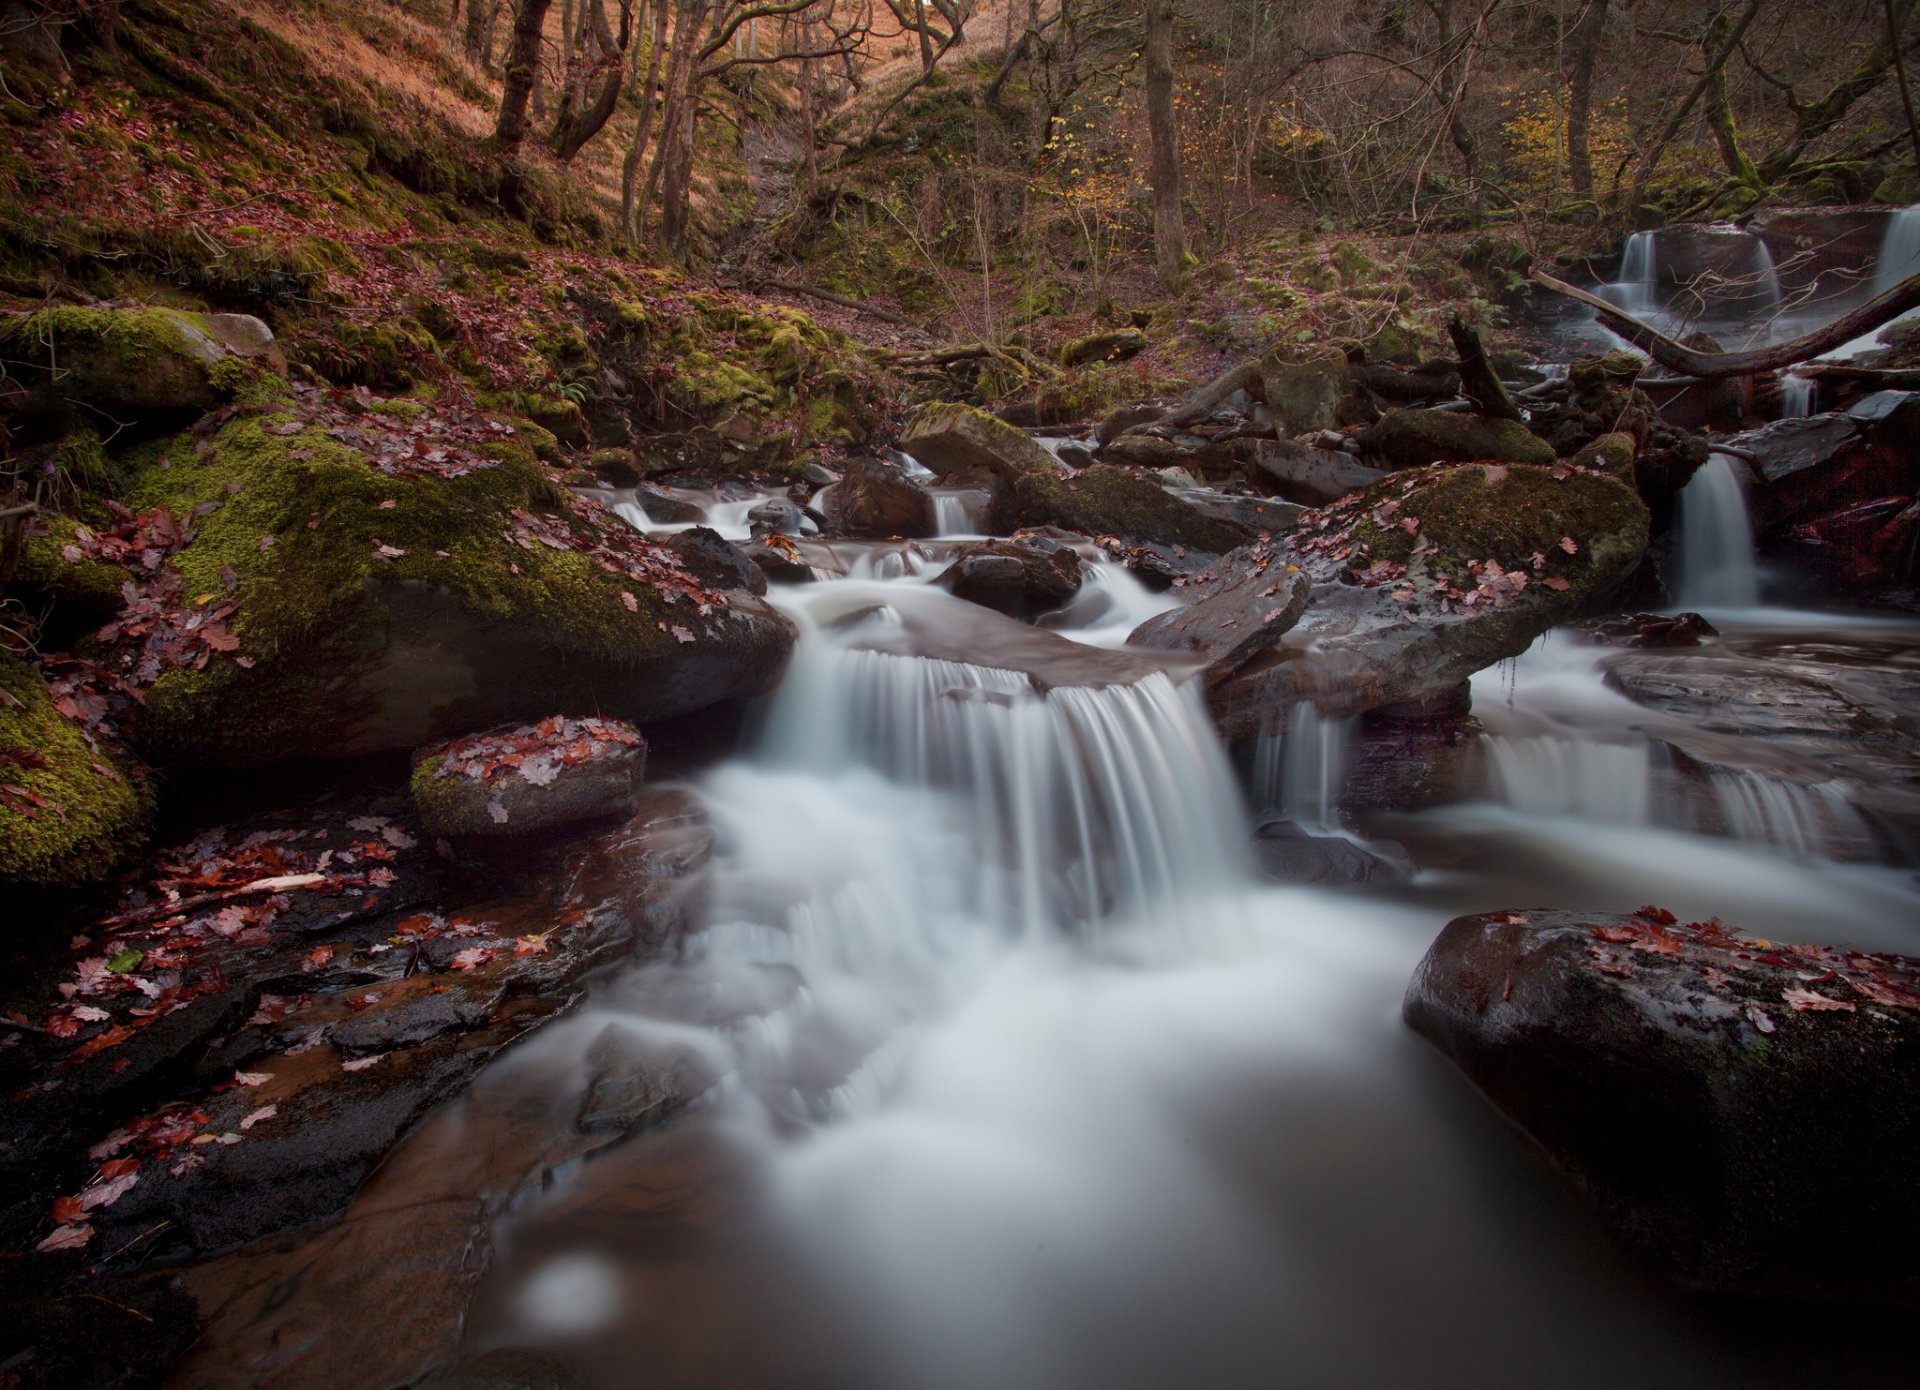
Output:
1250,702,1354,829
1874,204,1920,296
1673,453,1761,608
1778,373,1816,417
1604,230,1659,313
461,505,1920,1390
1485,734,1652,824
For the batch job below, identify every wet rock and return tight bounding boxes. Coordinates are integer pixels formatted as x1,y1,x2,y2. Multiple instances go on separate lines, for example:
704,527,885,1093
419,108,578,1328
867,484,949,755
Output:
900,402,1060,481
1358,408,1555,470
1251,819,1414,886
1340,683,1482,814
748,538,817,584
1175,489,1303,537
1570,430,1635,481
1056,442,1099,470
1097,402,1167,447
747,497,812,537
411,717,645,839
1,306,281,416
1575,611,1718,648
1260,349,1349,435
1013,464,1254,557
819,456,937,538
801,461,839,487
630,482,704,523
665,526,768,597
1405,908,1920,1302
574,1023,717,1135
1137,462,1649,735
1252,440,1387,505
934,535,1085,618
329,987,501,1053
1060,328,1148,368
0,1263,200,1390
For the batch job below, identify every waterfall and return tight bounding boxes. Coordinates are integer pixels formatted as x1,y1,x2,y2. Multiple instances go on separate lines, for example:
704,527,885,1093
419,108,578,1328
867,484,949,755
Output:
1779,374,1816,418
1483,734,1652,824
1250,703,1353,830
1607,230,1660,312
760,626,1250,940
933,493,970,536
1873,204,1920,296
1673,454,1760,608
1743,237,1783,315
1706,771,1867,858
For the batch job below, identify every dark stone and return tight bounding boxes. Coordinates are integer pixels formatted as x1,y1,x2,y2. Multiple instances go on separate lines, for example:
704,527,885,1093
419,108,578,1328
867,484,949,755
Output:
934,535,1085,618
1251,819,1414,886
665,526,768,596
900,402,1059,481
412,721,646,839
820,456,937,538
1099,432,1190,470
1060,328,1148,368
1013,464,1254,557
1175,489,1304,536
1405,909,1920,1303
1358,408,1555,470
421,1348,592,1390
1252,440,1387,505
1576,611,1719,648
574,1023,717,1135
749,541,817,584
747,498,811,537
632,481,704,523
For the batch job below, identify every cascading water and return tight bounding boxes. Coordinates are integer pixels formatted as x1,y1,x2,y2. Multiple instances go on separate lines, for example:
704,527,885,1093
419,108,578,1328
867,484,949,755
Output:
1873,204,1920,295
1249,703,1353,829
932,493,971,535
1779,374,1816,417
1484,734,1652,824
1604,230,1659,313
1673,453,1761,608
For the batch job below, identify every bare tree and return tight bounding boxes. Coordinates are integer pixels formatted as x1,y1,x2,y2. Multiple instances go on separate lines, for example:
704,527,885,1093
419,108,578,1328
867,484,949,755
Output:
1144,0,1188,287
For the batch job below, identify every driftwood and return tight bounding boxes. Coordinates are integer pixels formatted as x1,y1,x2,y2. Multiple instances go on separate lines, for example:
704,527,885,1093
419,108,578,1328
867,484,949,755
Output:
1160,362,1263,430
1800,363,1920,390
757,279,923,329
1445,318,1522,421
1532,268,1920,378
890,341,1063,380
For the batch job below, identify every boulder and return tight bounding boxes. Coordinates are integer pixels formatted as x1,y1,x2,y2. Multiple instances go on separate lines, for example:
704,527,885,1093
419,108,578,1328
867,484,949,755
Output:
934,535,1084,618
1570,430,1635,481
664,526,768,596
747,497,812,537
629,482,704,523
110,393,793,768
1014,464,1255,557
1358,408,1555,470
1134,461,1649,736
0,653,153,893
1100,433,1191,471
820,456,937,538
410,717,646,838
1260,349,1349,435
1252,440,1387,505
1175,489,1303,537
1060,328,1148,368
901,402,1060,482
0,306,281,416
1405,908,1920,1302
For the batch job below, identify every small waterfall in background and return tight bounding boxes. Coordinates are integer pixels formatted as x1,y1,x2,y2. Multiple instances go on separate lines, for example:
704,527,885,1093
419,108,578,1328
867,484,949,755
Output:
1674,453,1761,608
1483,734,1653,824
1604,230,1660,312
932,493,970,536
1779,374,1816,418
1742,237,1784,316
1873,204,1920,295
1250,703,1353,830
1704,772,1867,858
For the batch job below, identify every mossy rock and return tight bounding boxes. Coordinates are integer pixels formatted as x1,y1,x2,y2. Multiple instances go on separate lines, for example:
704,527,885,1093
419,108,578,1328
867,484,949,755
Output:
10,513,131,617
1059,329,1147,369
1360,408,1556,470
122,403,795,768
410,721,645,838
1260,348,1349,435
1014,464,1253,556
0,652,154,891
1572,432,1637,482
0,306,280,416
900,402,1059,482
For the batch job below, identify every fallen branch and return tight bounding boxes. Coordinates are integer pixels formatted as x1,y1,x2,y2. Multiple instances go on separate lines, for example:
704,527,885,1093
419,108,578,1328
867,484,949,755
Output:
94,872,330,934
890,341,1063,379
1446,318,1523,421
1801,362,1920,389
1532,269,1920,378
757,279,923,330
1160,362,1262,430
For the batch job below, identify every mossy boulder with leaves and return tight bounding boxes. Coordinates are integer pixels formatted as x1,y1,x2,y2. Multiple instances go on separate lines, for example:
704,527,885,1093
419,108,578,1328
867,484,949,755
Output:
1359,407,1556,471
1,306,282,417
103,390,793,769
0,653,154,892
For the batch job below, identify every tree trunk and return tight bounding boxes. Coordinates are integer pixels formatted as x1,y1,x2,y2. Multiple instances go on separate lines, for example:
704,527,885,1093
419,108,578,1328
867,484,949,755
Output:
1565,0,1608,197
622,0,670,239
1144,0,1188,289
1758,0,1917,181
495,0,557,216
1703,11,1761,185
1625,0,1761,211
464,0,491,63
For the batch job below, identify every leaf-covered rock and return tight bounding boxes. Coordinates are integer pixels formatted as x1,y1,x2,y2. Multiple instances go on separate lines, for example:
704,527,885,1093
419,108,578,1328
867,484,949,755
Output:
411,717,647,838
1406,908,1920,1302
900,401,1062,482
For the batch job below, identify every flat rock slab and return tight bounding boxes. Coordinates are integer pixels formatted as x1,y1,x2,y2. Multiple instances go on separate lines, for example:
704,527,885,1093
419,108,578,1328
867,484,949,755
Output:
1405,908,1920,1303
412,716,647,837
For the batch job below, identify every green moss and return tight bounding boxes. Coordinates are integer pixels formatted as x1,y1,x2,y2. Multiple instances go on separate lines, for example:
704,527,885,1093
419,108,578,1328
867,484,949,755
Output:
0,652,154,891
2,305,243,412
1345,462,1650,589
11,513,130,612
121,405,697,763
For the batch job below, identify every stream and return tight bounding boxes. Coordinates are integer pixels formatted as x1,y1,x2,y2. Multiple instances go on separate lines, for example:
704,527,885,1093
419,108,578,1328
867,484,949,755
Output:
421,492,1919,1389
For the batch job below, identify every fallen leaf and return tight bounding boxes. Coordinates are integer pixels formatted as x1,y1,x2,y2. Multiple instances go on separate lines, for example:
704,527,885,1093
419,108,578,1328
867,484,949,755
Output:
1747,1004,1776,1034
1782,986,1855,1013
37,1224,93,1252
239,1104,277,1130
233,1071,270,1087
621,590,639,612
340,1054,386,1072
1559,536,1578,555
450,946,497,970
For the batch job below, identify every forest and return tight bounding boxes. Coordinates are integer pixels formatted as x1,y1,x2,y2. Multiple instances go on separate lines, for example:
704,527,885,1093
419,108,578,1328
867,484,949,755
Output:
2,3,1919,1389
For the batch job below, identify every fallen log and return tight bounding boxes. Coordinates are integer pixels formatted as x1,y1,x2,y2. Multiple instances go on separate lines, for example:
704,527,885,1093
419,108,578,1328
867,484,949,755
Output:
1446,318,1523,421
1532,268,1920,378
890,341,1064,379
1800,363,1920,390
756,279,924,330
